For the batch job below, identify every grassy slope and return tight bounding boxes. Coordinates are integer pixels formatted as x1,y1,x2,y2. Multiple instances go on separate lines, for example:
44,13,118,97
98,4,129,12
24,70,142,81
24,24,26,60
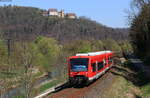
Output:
102,74,140,98
101,60,142,98
141,83,150,97
105,59,150,98
104,76,131,98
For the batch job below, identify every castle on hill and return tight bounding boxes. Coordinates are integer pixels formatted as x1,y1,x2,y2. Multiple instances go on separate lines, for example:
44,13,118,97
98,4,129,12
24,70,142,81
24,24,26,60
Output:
42,8,76,19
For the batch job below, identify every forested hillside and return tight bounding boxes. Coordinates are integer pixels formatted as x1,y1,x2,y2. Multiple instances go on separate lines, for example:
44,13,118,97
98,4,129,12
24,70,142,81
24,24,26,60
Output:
130,0,150,61
0,5,128,42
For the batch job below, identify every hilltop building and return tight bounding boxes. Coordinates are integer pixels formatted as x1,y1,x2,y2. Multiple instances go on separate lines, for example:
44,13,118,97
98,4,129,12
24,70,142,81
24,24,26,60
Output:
48,8,58,16
42,11,49,16
42,8,76,19
58,10,65,18
66,13,76,19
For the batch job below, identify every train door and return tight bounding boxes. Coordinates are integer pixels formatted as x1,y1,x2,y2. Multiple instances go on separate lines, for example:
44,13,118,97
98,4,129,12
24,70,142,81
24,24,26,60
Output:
96,61,98,74
103,59,106,67
92,61,97,73
96,61,99,79
108,55,113,66
92,60,98,79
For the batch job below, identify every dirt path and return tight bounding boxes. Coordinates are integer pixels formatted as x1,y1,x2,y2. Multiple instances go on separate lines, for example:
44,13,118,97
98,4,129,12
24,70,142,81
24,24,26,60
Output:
48,69,117,98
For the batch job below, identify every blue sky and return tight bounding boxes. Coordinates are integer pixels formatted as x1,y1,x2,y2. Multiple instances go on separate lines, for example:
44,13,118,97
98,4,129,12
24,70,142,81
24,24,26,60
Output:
0,0,131,28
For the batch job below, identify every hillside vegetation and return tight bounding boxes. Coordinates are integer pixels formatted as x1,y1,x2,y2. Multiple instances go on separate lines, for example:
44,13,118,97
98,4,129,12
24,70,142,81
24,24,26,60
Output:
0,5,128,42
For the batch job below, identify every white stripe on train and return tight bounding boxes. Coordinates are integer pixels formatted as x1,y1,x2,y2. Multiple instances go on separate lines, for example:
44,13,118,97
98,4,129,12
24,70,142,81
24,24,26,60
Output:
88,65,112,81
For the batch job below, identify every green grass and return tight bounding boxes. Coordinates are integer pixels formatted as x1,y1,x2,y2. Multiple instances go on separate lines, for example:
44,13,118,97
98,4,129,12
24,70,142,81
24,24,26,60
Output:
39,80,59,92
0,68,25,79
102,76,135,98
124,59,150,97
12,95,25,98
123,60,150,97
141,83,150,97
33,71,43,78
0,71,17,78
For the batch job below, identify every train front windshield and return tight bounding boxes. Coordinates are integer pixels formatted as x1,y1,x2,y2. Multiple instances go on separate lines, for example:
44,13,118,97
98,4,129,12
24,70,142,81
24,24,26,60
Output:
70,58,89,72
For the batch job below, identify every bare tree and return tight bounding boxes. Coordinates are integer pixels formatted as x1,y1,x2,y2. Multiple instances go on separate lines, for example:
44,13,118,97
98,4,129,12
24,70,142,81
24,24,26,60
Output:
129,0,150,57
133,0,150,9
17,42,36,98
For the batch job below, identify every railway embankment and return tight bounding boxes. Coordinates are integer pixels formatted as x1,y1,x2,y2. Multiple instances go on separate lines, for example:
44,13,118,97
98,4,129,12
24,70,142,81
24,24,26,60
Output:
126,54,150,97
47,56,150,98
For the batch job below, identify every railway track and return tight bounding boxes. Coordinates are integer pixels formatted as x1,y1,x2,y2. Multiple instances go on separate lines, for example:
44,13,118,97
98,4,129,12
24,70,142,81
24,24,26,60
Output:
48,68,116,98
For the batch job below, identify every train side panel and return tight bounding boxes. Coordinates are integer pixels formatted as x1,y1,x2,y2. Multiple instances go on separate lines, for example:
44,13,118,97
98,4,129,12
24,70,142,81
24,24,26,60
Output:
88,53,113,81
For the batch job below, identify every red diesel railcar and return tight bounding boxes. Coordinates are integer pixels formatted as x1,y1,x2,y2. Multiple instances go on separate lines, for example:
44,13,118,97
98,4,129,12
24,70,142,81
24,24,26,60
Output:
68,51,113,85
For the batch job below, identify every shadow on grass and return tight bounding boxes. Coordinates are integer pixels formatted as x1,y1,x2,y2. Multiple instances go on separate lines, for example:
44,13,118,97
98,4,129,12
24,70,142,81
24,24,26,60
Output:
111,60,150,87
135,95,142,98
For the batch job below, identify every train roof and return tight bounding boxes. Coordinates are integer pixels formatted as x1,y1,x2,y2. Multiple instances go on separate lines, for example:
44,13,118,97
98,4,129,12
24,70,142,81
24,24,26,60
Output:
76,51,112,56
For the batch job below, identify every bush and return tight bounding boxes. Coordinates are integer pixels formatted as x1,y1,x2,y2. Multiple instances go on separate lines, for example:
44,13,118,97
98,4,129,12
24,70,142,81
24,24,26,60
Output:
64,40,92,55
35,36,61,72
102,39,121,52
91,40,104,51
0,40,8,66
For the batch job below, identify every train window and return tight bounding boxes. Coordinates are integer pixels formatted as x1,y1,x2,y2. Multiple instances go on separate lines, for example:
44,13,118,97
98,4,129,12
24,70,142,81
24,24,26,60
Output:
109,57,113,64
103,59,106,66
98,62,103,70
92,63,96,72
70,58,89,72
